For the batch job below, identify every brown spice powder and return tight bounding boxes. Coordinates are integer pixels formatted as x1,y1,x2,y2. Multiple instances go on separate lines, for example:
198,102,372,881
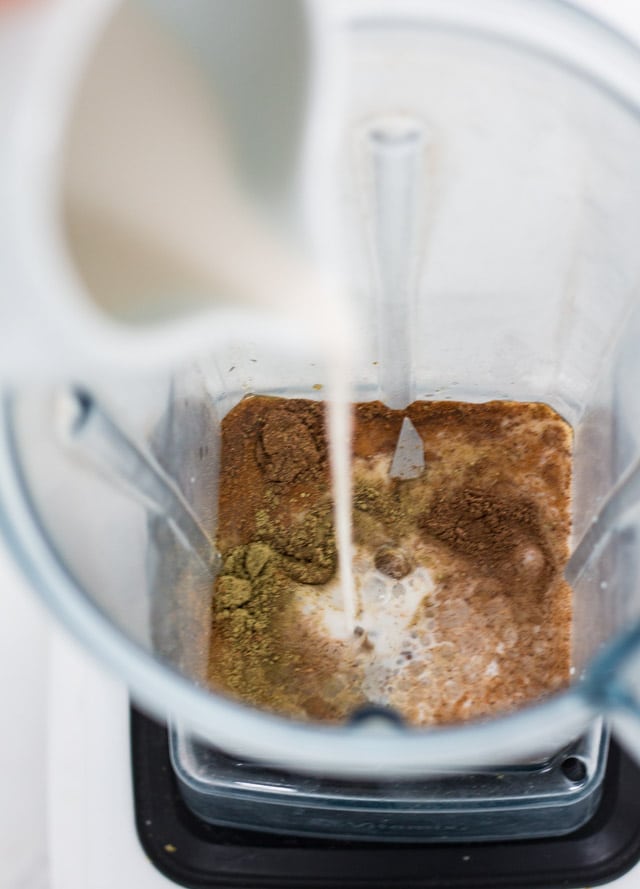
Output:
207,396,573,726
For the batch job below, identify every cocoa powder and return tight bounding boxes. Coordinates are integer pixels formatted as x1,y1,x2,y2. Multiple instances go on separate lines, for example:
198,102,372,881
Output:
208,395,573,726
256,406,322,484
420,487,554,596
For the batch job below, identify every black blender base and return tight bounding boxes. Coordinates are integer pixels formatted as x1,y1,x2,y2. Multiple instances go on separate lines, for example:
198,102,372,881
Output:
131,707,640,889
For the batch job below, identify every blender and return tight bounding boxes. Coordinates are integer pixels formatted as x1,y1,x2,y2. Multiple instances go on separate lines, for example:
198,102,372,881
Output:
4,0,640,886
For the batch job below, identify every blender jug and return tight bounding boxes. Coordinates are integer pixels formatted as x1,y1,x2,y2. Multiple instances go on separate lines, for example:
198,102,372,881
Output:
6,0,640,790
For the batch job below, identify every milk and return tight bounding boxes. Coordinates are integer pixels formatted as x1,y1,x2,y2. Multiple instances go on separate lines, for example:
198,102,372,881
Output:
63,0,359,631
297,543,437,709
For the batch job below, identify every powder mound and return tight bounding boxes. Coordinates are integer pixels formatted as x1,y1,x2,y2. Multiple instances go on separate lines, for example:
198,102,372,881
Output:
374,544,413,579
420,487,554,594
209,396,573,727
256,408,321,484
216,575,253,609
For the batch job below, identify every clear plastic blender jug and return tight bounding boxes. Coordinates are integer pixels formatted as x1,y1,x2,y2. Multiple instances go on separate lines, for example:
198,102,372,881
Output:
5,0,640,785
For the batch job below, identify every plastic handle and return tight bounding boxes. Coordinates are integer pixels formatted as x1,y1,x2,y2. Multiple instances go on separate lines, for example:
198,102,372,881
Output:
0,0,322,383
0,0,125,381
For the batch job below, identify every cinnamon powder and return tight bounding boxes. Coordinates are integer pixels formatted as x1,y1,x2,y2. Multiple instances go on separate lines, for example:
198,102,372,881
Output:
207,396,573,726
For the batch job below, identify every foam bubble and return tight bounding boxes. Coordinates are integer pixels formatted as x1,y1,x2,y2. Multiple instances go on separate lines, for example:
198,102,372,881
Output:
296,544,436,703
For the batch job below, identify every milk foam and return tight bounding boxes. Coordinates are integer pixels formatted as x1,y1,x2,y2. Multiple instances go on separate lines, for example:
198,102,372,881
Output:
297,545,437,704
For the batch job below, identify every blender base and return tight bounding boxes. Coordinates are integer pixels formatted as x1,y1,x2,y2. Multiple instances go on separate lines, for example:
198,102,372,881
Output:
132,708,640,888
169,719,606,843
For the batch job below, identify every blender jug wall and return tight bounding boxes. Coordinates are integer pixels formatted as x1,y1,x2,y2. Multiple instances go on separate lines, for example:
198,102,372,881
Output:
6,0,640,777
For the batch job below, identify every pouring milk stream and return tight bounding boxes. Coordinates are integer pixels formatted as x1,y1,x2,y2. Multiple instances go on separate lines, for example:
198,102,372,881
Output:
63,1,359,631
